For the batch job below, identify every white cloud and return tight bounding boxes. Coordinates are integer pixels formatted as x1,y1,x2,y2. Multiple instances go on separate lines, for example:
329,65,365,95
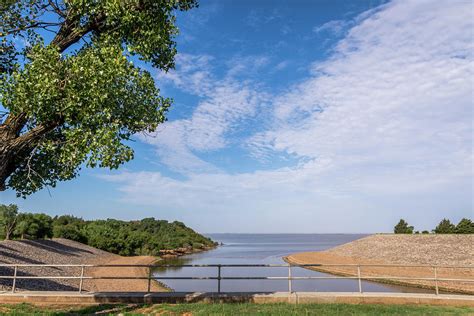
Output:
105,0,473,232
313,19,349,35
274,61,289,71
226,55,270,77
147,53,269,173
156,53,214,96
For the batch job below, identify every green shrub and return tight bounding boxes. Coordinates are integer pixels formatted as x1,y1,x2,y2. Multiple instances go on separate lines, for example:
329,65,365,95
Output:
393,219,414,234
0,204,216,256
434,218,456,234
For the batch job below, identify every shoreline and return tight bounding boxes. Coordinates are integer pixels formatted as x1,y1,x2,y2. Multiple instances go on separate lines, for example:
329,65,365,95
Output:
88,255,170,292
158,245,217,259
282,256,473,295
86,244,218,292
0,238,217,293
284,234,474,295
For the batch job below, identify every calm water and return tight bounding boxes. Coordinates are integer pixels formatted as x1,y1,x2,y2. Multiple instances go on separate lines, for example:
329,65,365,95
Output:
153,234,429,293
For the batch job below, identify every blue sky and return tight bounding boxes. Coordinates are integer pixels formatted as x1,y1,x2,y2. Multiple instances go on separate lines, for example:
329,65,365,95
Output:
1,0,472,233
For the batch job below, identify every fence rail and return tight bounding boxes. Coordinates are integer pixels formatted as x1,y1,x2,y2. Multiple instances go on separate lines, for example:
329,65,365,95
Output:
1,263,473,295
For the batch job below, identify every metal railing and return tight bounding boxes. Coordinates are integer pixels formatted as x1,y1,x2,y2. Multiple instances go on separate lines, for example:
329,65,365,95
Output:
1,263,473,295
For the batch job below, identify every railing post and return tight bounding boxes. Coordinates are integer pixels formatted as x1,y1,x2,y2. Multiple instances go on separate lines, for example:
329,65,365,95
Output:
147,266,152,293
217,265,222,293
357,265,362,293
78,265,85,293
434,266,439,295
288,263,292,293
11,265,17,293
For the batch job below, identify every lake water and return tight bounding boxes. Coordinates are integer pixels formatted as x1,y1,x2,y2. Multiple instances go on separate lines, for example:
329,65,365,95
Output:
154,234,429,293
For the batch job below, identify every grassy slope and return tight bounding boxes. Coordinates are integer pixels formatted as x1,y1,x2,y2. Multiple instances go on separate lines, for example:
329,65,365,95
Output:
0,303,473,315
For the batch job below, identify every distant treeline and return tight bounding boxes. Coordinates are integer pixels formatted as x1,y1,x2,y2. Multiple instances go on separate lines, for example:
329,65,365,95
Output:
394,218,473,234
0,204,216,256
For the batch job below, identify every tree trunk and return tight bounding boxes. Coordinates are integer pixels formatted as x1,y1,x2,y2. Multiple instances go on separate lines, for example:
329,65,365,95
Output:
0,113,26,191
5,225,13,240
0,113,59,191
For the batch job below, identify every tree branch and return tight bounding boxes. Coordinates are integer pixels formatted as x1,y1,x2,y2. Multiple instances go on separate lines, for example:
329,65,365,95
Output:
0,112,27,137
51,12,106,53
11,120,60,150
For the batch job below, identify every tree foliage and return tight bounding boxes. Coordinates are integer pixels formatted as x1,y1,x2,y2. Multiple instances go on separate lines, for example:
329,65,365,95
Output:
454,218,474,234
0,0,197,196
433,218,456,234
393,219,414,234
14,212,53,239
0,203,18,239
0,204,216,255
392,217,473,234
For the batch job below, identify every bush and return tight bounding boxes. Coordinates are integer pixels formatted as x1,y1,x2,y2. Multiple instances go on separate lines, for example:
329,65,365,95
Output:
455,218,474,234
0,204,216,256
394,219,414,234
434,218,456,234
53,225,88,243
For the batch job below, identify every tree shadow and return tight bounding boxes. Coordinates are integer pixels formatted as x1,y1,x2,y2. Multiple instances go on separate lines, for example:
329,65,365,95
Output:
0,249,44,264
19,239,95,256
0,266,79,292
0,244,19,253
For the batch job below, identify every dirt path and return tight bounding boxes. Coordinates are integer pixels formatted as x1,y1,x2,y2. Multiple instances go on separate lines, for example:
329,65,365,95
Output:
285,234,474,294
87,256,168,292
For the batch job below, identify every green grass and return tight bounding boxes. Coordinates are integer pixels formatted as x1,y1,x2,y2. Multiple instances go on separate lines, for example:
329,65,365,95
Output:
0,303,473,315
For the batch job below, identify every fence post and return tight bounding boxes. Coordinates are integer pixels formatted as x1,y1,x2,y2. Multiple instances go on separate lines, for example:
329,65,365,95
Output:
11,265,17,293
288,264,292,293
78,265,85,293
357,265,362,293
434,266,439,295
217,265,222,293
147,266,152,293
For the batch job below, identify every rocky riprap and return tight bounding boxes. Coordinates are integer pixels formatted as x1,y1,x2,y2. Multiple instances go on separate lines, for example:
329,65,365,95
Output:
0,238,118,292
286,234,474,294
325,234,474,266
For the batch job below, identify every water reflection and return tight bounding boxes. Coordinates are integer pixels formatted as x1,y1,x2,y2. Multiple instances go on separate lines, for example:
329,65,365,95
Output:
153,234,433,293
153,257,193,273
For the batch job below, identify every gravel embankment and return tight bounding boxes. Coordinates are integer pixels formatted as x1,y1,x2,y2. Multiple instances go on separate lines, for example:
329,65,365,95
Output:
285,234,474,294
0,238,165,292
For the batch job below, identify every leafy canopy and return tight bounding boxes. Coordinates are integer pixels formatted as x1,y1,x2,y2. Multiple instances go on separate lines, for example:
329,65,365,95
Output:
455,218,474,234
433,218,456,234
0,204,216,255
393,218,414,234
0,0,197,196
0,203,18,239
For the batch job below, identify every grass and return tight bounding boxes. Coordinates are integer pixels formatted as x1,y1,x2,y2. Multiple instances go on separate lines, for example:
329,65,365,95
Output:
0,303,473,315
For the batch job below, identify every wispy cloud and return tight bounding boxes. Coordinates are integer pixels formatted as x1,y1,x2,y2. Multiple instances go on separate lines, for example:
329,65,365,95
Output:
105,0,472,232
156,53,214,96
226,55,270,77
313,19,349,35
245,8,283,29
147,53,270,174
274,61,289,71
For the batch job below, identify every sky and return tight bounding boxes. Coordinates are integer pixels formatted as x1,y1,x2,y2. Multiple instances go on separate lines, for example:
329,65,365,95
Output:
1,0,473,233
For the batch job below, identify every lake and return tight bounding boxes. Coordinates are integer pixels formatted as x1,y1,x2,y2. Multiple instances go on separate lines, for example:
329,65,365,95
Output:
154,234,429,293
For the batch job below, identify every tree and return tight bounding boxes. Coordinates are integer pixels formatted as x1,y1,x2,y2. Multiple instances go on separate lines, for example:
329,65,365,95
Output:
53,224,87,243
0,0,198,196
433,218,456,234
13,212,52,239
393,219,414,234
14,217,32,239
0,203,19,239
455,218,474,234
